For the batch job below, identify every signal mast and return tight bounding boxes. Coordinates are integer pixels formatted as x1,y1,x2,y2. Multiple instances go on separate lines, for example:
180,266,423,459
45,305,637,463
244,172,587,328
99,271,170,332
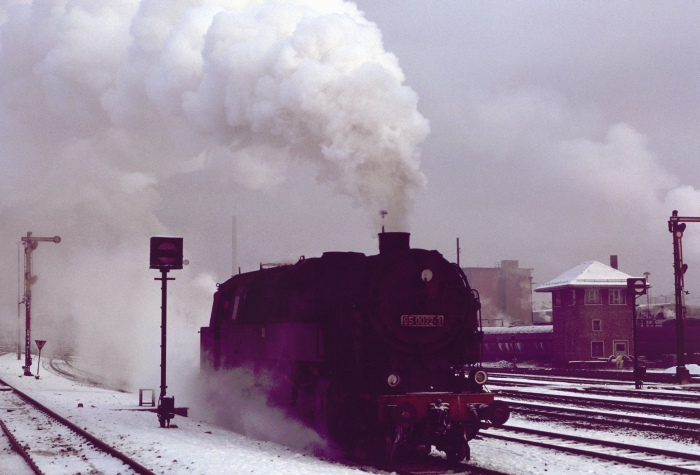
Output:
20,232,60,376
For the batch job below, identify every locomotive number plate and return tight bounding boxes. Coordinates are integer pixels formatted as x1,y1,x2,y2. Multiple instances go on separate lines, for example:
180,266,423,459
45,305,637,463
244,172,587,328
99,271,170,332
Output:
401,315,444,327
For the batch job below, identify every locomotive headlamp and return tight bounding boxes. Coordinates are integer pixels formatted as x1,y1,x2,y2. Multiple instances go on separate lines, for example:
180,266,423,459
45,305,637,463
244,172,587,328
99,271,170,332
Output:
421,269,433,282
471,369,488,385
387,373,401,387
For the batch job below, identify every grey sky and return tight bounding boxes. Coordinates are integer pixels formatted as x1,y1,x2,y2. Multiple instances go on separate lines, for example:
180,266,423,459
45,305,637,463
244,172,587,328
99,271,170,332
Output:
356,1,700,297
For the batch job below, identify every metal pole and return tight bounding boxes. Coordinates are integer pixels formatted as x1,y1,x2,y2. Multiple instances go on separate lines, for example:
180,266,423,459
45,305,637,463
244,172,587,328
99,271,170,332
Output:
23,236,33,376
156,268,176,428
35,348,42,379
17,242,21,360
632,303,641,389
671,218,687,382
160,268,168,401
19,233,60,376
34,341,46,379
643,272,651,319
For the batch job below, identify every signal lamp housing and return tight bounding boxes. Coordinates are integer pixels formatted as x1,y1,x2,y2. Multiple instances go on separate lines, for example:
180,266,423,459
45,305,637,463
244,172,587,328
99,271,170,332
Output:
150,236,184,270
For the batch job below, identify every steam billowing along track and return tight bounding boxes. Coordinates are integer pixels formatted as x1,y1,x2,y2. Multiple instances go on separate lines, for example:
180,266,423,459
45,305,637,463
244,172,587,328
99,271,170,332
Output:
0,378,155,475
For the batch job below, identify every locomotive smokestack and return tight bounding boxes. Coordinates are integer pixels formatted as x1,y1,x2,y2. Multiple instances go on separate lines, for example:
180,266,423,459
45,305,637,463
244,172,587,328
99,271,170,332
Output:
379,232,411,254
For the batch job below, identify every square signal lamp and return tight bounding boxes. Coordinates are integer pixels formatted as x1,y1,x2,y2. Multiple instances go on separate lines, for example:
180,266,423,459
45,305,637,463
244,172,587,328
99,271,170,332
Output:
150,236,184,270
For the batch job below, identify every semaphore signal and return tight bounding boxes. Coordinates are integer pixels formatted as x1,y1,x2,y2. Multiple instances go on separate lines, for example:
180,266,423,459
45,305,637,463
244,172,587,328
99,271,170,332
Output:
20,232,60,377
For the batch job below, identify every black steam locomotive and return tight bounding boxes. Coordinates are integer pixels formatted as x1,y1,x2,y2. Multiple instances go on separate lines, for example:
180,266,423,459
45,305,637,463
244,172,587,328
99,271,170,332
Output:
200,232,509,462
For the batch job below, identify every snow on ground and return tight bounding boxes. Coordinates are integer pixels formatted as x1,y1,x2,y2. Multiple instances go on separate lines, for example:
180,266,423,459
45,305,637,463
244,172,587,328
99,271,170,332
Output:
0,353,692,474
0,354,374,475
663,363,700,374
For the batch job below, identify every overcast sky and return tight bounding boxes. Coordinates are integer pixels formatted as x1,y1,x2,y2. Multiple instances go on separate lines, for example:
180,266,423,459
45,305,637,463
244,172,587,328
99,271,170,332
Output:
357,1,700,296
1,1,699,353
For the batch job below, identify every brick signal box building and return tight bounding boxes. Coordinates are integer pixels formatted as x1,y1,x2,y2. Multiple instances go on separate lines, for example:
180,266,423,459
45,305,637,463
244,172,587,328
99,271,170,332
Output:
535,260,635,363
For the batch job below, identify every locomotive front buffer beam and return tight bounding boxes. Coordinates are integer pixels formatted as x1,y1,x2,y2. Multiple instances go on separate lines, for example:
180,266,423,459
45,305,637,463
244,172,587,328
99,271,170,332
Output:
378,392,509,462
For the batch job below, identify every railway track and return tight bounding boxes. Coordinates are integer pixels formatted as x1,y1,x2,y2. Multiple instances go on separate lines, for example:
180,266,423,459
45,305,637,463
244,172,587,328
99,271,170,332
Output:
46,357,107,388
394,462,509,475
480,424,700,474
556,385,700,403
489,372,700,399
0,378,155,475
488,371,700,389
356,451,511,475
5,352,696,474
495,388,700,419
488,372,630,386
508,400,700,439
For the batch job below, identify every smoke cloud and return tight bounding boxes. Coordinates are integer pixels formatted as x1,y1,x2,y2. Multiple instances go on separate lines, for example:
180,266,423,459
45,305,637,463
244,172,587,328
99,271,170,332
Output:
0,0,428,391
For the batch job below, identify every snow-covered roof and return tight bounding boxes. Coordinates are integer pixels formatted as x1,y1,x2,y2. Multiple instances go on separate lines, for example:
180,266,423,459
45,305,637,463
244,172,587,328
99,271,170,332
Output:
535,261,637,292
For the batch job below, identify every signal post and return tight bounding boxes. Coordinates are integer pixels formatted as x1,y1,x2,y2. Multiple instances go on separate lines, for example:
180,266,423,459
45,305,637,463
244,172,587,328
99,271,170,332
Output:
627,277,647,389
150,236,184,428
668,211,700,384
20,232,60,376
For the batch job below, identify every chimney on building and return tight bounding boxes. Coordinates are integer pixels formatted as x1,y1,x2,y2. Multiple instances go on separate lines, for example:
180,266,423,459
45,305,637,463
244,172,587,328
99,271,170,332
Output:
610,255,618,269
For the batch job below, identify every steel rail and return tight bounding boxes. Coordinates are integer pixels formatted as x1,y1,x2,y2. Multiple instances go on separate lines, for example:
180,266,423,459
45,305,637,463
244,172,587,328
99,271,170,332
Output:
0,377,157,475
556,385,700,403
481,425,700,474
368,452,513,475
47,357,104,386
0,413,43,475
495,389,700,418
488,372,630,386
508,401,700,438
486,368,700,385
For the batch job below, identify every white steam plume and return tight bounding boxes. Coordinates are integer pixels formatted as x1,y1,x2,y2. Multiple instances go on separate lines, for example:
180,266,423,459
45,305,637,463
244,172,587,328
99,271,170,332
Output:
0,1,428,388
1,0,428,226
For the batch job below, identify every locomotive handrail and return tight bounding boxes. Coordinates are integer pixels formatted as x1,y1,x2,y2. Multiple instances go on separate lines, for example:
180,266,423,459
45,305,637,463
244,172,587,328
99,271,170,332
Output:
471,288,485,367
452,263,485,368
451,263,483,330
452,262,470,289
471,288,483,332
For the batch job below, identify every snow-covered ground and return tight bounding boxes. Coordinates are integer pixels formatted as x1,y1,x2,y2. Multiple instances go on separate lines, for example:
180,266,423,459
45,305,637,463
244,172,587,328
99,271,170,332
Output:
0,353,380,475
0,353,695,474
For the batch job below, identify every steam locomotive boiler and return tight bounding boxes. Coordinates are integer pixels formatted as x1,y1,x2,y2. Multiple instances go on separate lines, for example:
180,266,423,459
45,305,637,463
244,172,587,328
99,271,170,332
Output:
200,232,509,462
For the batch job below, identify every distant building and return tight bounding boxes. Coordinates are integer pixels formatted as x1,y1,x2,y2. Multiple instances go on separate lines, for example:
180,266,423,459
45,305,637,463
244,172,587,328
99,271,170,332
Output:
535,260,635,363
463,260,533,327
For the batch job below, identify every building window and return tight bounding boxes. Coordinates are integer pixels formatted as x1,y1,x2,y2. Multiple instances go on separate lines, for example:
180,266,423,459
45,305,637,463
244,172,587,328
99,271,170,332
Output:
568,289,576,306
592,319,602,331
584,288,601,305
591,341,604,358
608,288,626,305
613,340,628,355
553,291,561,307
